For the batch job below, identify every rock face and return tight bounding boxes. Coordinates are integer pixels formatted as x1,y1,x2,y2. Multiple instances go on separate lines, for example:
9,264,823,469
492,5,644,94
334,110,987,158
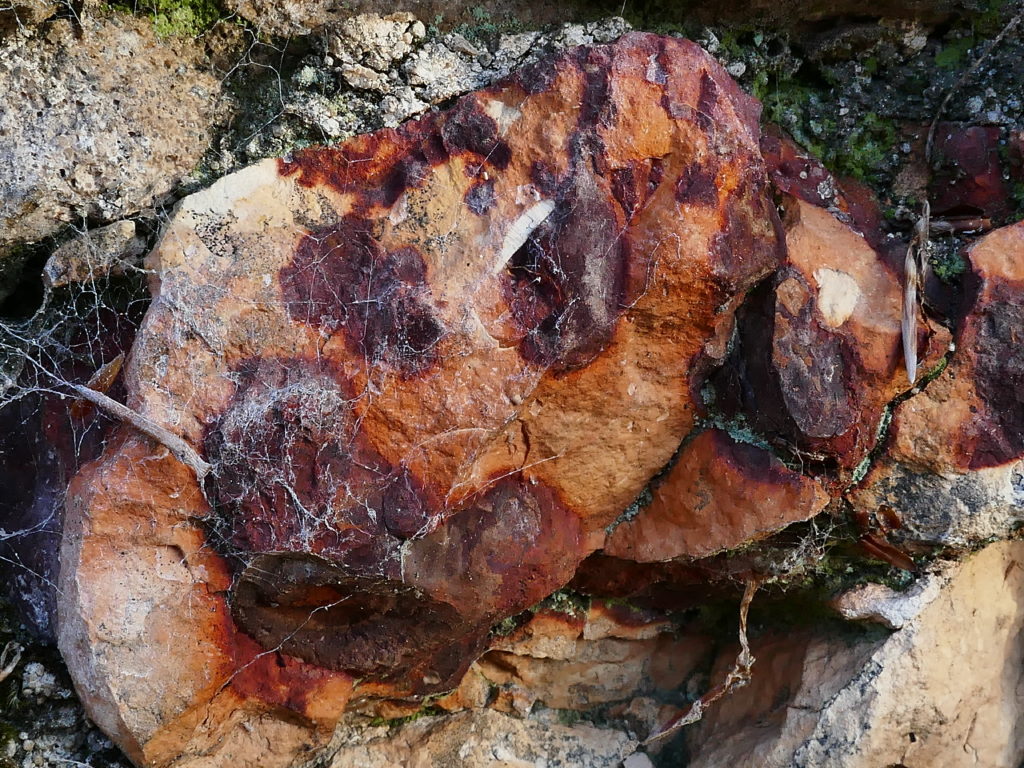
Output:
0,14,222,260
477,601,708,712
685,540,1024,768
319,708,637,768
16,16,1022,768
604,429,830,561
711,193,917,479
58,32,783,766
849,221,1024,548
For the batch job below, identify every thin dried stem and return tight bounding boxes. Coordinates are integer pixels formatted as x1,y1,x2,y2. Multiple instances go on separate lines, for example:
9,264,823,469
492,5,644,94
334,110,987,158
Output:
68,383,212,480
0,641,23,684
643,578,760,746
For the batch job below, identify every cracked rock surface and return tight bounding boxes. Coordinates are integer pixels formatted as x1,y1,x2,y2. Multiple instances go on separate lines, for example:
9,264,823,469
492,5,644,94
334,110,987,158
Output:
687,540,1024,768
2,6,1024,768
0,14,223,263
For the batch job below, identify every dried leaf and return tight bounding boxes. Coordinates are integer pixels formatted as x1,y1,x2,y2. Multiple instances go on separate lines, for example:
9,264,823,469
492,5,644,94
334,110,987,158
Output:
70,352,125,420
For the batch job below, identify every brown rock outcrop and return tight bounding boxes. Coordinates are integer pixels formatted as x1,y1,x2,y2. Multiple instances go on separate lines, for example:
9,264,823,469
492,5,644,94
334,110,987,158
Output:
849,221,1024,547
58,32,783,766
604,429,830,561
711,194,921,479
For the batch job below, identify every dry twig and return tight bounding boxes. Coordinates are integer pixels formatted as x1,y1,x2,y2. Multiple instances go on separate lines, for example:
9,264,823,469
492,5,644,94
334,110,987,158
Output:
0,641,23,684
643,579,760,746
68,383,212,480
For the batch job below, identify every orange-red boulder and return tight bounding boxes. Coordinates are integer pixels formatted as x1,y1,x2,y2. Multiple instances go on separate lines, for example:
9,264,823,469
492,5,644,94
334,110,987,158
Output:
58,32,783,767
849,221,1024,547
604,429,830,561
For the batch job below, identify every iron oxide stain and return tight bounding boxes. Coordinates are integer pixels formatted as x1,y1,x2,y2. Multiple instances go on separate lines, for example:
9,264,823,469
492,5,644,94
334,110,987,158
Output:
281,220,444,377
966,280,1024,469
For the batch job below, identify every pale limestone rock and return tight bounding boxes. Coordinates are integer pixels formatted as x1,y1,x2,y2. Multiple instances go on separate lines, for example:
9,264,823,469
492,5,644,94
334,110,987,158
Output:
830,572,947,629
317,709,636,768
687,540,1024,768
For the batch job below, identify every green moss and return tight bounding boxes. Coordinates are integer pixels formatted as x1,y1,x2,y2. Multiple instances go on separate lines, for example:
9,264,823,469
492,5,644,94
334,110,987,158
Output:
489,614,521,637
929,249,968,282
1009,181,1024,223
935,36,975,69
538,589,590,617
555,708,585,727
450,8,526,45
367,705,443,728
107,0,225,37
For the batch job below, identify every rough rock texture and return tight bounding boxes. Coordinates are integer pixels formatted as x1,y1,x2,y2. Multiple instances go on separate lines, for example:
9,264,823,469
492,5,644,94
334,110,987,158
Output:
685,540,1024,768
477,602,708,711
849,221,1024,548
711,192,931,480
0,14,222,258
0,5,1022,768
58,33,782,767
222,14,634,167
226,0,585,38
604,429,831,561
44,220,148,288
318,708,636,768
0,0,54,36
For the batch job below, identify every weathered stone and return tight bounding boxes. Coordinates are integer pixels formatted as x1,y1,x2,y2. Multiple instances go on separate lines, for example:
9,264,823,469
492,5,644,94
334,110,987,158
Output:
0,15,222,258
476,602,706,711
760,126,883,246
849,221,1024,548
226,14,633,165
711,193,946,479
325,12,425,75
604,429,830,561
685,540,1024,767
44,221,148,288
0,0,55,36
226,0,589,38
314,708,637,768
929,123,1011,221
58,33,782,766
830,573,947,630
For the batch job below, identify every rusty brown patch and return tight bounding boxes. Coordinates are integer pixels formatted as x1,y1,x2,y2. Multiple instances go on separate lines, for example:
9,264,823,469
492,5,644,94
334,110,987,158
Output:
611,157,667,219
204,357,434,574
441,98,512,170
501,174,630,371
710,267,864,464
278,115,447,210
280,220,444,377
405,475,585,624
675,161,719,206
964,279,1024,469
230,553,472,683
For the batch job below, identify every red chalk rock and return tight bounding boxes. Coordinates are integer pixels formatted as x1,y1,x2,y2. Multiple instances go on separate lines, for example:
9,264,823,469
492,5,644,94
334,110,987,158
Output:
710,194,945,481
929,123,1010,221
57,32,783,767
848,221,1024,547
604,429,830,561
